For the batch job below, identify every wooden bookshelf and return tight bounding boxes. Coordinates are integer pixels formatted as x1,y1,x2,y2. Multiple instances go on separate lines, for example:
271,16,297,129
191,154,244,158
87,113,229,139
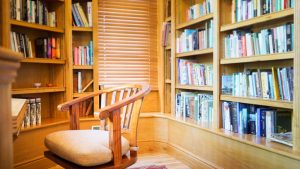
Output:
165,79,172,84
21,58,66,64
176,13,214,30
165,45,171,50
220,8,294,32
221,52,294,64
176,48,213,58
176,84,213,91
73,65,93,69
10,20,64,33
12,87,66,95
220,95,293,109
165,17,171,22
72,26,93,32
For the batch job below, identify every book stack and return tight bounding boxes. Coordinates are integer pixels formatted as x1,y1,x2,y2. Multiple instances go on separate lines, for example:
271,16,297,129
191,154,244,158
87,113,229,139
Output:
176,92,213,125
224,23,294,58
11,0,56,27
221,67,294,101
35,37,61,59
178,59,213,86
161,22,171,47
72,2,92,27
222,101,292,146
187,0,213,21
23,98,42,127
10,32,33,58
73,41,93,65
176,20,213,53
231,0,295,23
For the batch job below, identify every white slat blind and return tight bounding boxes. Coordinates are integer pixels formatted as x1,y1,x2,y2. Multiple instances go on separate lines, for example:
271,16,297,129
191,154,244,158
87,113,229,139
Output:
98,0,157,89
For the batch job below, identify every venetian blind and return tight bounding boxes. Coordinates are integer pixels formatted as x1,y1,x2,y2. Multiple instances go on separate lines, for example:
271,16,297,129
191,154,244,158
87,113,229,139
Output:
97,0,157,89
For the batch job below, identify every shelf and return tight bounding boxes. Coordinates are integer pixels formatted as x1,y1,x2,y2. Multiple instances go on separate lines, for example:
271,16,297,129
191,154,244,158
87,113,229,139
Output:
72,27,93,32
165,46,171,50
165,79,172,84
21,58,66,64
220,8,294,32
221,52,294,64
220,95,293,109
176,13,213,30
12,87,66,95
165,17,171,22
73,92,94,98
73,65,93,70
176,84,213,91
176,48,213,58
21,117,68,132
10,20,64,33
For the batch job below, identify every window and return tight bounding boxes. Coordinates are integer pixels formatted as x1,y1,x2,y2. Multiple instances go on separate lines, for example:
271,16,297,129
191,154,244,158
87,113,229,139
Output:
97,0,157,89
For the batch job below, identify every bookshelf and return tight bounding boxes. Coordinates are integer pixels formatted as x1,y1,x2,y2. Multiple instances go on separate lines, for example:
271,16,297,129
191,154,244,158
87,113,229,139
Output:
66,0,99,117
0,0,69,129
162,0,300,156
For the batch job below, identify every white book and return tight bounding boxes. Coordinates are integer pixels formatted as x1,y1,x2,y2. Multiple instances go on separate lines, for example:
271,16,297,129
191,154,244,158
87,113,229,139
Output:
28,40,33,58
16,0,21,20
10,32,16,51
223,102,231,131
269,34,274,54
87,2,93,27
78,71,82,93
266,110,272,139
246,33,253,56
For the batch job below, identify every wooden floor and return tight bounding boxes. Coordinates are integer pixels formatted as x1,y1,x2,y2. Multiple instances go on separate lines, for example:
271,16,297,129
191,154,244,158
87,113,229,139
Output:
49,153,190,169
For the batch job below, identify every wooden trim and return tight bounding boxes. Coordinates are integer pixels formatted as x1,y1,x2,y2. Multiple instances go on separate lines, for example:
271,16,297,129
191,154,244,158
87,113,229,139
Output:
176,84,213,91
21,58,66,64
10,20,64,33
220,8,294,32
72,27,93,32
12,87,65,95
176,48,213,58
221,52,294,64
176,13,214,30
73,65,93,69
220,95,293,109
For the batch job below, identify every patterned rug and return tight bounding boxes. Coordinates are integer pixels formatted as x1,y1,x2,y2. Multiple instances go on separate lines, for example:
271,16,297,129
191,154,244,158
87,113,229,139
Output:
129,165,167,169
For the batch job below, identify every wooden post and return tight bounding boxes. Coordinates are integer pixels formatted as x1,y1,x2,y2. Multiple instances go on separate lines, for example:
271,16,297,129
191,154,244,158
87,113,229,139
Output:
109,109,122,167
0,48,22,169
293,0,300,152
70,104,80,130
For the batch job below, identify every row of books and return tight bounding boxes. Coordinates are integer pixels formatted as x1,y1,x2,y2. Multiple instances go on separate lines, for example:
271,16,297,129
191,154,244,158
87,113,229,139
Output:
72,2,92,27
176,20,214,53
221,67,294,101
23,98,42,127
11,0,56,27
222,101,292,146
187,0,214,21
161,22,171,47
224,23,294,58
231,0,295,23
10,32,33,58
176,92,213,125
178,59,213,86
73,41,93,65
35,37,61,59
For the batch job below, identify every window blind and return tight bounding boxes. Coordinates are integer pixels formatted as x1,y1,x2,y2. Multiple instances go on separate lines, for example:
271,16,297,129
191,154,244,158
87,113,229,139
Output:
97,0,157,89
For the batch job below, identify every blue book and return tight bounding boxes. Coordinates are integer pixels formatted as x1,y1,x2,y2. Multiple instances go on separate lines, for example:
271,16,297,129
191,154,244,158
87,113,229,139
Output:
73,4,83,27
72,6,81,26
256,108,261,137
248,105,256,135
277,68,283,100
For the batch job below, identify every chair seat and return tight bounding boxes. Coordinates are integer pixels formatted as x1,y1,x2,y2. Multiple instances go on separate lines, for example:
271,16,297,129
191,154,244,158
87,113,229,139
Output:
44,130,130,167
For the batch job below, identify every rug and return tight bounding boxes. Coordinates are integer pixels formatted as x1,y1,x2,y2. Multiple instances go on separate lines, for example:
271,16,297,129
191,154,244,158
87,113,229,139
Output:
129,165,167,169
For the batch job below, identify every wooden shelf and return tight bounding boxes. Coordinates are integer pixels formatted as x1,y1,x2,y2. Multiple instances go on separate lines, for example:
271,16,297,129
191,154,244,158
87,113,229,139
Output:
10,20,64,33
72,27,93,32
165,46,171,50
176,84,213,91
165,79,172,84
220,95,293,109
21,117,68,132
176,13,213,30
12,87,65,95
221,52,294,64
21,58,66,64
176,48,213,58
165,17,171,22
220,8,294,32
73,92,94,98
73,65,93,69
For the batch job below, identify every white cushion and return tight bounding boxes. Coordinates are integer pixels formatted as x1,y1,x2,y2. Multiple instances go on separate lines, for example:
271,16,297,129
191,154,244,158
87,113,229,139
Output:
45,130,130,167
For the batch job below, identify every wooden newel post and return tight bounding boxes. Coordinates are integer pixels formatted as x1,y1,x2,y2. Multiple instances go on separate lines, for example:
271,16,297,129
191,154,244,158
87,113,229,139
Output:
0,47,22,169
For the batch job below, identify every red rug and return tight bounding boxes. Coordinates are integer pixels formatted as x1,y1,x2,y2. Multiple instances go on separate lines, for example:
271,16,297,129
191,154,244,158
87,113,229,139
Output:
129,165,167,169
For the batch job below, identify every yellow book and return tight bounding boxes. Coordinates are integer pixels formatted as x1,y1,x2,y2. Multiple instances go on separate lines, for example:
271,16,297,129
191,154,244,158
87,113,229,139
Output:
272,67,280,100
76,3,89,27
56,38,61,59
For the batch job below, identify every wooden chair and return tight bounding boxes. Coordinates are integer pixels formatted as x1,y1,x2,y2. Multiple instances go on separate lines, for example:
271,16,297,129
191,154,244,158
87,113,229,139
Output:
44,84,151,169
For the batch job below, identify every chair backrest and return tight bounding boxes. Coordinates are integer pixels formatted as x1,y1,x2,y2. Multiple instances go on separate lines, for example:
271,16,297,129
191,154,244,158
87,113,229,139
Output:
57,84,151,158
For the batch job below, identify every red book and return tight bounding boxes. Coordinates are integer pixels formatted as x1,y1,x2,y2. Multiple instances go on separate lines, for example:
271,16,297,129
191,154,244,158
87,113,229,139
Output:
242,35,247,57
51,37,56,59
74,47,78,65
84,47,87,65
